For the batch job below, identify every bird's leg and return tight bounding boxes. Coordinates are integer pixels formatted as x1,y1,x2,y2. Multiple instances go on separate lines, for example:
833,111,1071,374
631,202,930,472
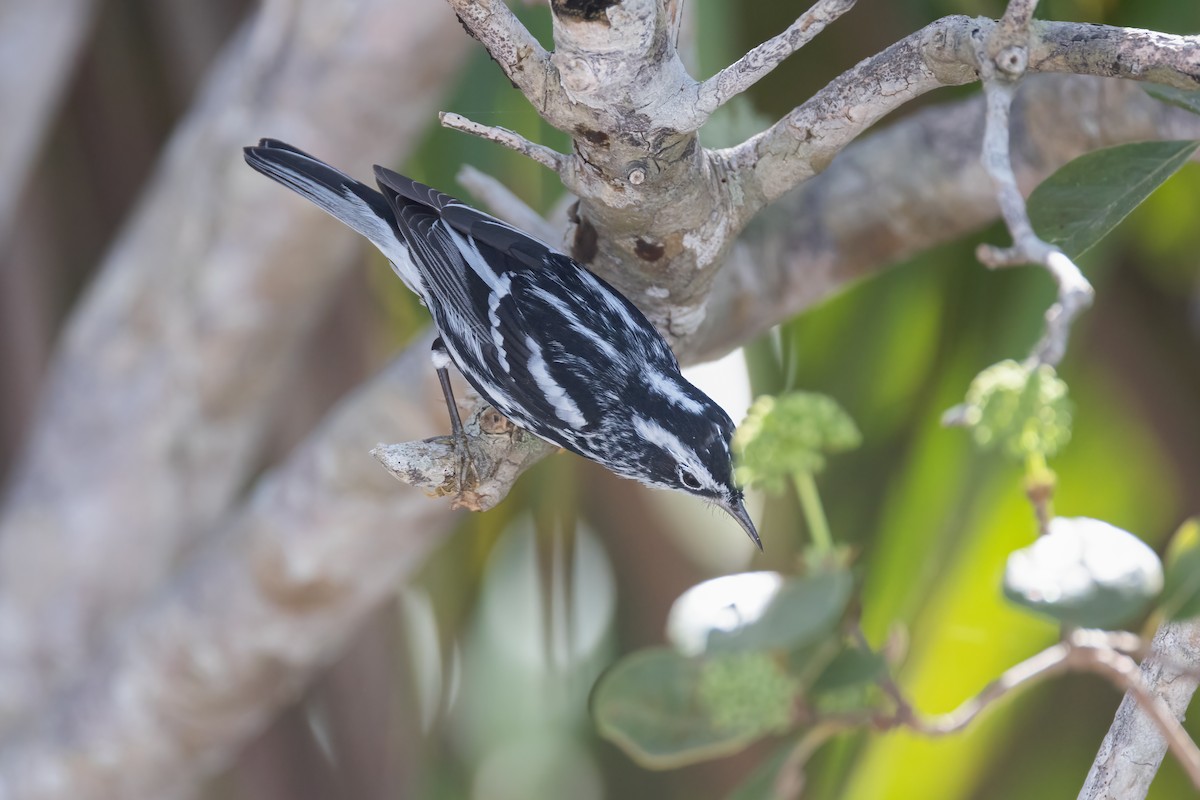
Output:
432,337,475,492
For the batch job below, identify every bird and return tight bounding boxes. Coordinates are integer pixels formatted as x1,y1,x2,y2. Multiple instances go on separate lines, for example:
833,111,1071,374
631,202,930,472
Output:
243,139,759,548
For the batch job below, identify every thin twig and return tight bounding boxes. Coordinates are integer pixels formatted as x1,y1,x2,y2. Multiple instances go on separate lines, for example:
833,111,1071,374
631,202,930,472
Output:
694,0,857,123
1000,0,1041,29
439,112,567,173
860,629,1200,791
441,0,555,113
906,642,1073,735
455,165,563,244
973,10,1095,368
773,720,854,800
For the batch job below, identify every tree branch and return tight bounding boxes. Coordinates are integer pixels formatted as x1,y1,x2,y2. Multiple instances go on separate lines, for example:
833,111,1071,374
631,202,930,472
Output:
1081,647,1200,792
5,3,1200,794
0,339,463,799
693,0,857,123
1079,620,1200,800
442,0,557,117
372,393,556,512
0,0,99,240
723,18,1198,217
972,0,1095,367
861,630,1200,792
0,0,470,739
906,642,1074,735
440,111,568,173
693,75,1200,362
1032,21,1200,89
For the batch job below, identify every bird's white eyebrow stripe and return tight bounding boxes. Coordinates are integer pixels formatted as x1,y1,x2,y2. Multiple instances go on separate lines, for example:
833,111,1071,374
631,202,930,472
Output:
526,335,588,429
632,415,719,490
633,416,687,460
645,370,705,413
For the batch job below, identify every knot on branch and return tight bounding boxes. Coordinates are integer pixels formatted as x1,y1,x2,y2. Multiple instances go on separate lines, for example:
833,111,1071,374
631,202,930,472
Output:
995,44,1029,76
371,402,556,512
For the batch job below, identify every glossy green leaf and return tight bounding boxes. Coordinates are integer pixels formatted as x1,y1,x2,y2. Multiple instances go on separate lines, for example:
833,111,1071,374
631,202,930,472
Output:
592,648,764,769
667,571,786,656
1160,518,1200,620
1145,85,1200,116
704,569,854,654
1004,517,1164,629
1028,140,1200,258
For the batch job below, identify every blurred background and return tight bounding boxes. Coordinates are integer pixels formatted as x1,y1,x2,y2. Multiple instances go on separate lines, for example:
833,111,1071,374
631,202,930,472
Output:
2,0,1199,798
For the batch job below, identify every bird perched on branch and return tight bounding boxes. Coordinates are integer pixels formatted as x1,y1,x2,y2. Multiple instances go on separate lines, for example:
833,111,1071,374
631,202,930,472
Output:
244,139,759,548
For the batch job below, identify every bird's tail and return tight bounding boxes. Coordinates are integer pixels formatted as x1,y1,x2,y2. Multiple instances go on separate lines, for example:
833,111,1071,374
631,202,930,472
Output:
243,139,423,292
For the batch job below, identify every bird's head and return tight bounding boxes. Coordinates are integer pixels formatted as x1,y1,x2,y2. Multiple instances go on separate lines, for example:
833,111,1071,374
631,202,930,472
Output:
617,376,760,550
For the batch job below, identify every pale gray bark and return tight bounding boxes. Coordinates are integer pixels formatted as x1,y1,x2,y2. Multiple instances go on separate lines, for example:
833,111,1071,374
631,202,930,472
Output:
0,0,99,239
445,4,1198,345
697,75,1200,361
1079,621,1200,800
0,0,469,740
0,338,459,799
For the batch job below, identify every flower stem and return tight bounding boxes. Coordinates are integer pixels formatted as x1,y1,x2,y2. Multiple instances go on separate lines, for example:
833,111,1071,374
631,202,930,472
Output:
793,470,833,553
1024,452,1056,535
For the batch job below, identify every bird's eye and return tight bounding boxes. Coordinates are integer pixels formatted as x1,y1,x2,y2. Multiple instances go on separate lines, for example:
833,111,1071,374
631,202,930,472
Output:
678,465,703,491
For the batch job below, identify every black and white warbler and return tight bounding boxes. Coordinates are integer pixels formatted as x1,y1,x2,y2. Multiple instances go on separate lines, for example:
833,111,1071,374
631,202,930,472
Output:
244,139,759,548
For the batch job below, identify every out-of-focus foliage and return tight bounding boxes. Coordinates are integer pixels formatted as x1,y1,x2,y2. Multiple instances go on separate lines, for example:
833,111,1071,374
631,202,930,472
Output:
1003,517,1164,628
595,566,854,769
696,652,799,734
957,360,1072,461
1144,85,1200,116
10,0,1200,798
1161,518,1200,621
417,0,1200,792
734,393,862,492
591,648,787,769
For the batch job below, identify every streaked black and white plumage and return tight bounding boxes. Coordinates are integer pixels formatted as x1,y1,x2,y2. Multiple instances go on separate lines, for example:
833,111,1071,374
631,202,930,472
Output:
243,138,759,547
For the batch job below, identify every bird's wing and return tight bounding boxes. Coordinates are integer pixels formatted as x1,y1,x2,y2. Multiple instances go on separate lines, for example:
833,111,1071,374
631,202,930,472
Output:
371,167,680,443
243,140,423,293
373,166,557,269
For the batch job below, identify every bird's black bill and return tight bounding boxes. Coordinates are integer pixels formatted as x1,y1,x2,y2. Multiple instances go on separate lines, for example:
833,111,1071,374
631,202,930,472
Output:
724,498,761,551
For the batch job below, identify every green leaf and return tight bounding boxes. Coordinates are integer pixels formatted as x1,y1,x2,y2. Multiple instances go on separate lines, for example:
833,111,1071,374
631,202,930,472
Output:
734,392,861,492
1160,518,1200,621
667,571,785,656
592,648,765,769
707,569,853,653
1004,517,1164,629
1028,140,1200,258
666,570,854,657
1145,85,1200,116
810,645,887,695
959,360,1072,461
